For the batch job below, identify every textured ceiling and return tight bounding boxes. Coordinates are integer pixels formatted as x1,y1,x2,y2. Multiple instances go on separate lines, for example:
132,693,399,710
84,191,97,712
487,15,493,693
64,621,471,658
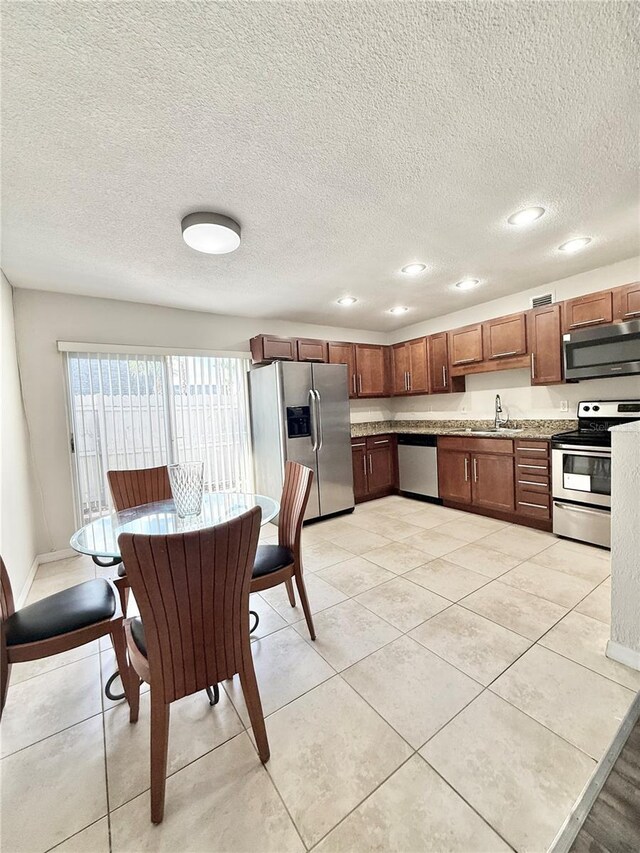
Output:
2,1,639,331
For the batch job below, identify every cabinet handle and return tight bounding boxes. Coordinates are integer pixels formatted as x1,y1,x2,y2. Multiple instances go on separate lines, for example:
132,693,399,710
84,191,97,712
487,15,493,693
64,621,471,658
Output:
490,350,518,359
569,318,605,328
408,371,412,391
442,365,447,386
404,371,409,391
368,453,372,474
531,352,536,379
454,357,477,364
519,501,547,509
358,374,363,394
352,374,357,395
464,458,469,482
352,442,366,448
517,447,547,452
623,310,640,317
518,479,546,486
518,463,547,470
373,439,389,445
473,457,478,482
363,455,367,477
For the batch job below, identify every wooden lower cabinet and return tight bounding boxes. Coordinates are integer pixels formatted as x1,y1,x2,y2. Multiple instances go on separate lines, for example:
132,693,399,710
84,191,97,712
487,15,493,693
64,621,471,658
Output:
438,436,551,529
472,453,515,512
351,435,397,502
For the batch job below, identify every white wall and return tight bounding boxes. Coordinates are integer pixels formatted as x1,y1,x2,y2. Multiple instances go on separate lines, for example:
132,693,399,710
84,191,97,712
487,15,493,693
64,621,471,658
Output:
12,289,387,552
0,274,47,602
387,256,640,423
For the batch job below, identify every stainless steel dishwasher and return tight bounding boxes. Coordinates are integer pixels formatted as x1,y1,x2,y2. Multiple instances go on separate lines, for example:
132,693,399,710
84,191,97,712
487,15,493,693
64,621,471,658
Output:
397,434,439,499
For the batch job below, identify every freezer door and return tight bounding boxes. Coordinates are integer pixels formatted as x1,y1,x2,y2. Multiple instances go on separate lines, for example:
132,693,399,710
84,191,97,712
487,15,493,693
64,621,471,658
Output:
279,362,321,519
312,363,355,516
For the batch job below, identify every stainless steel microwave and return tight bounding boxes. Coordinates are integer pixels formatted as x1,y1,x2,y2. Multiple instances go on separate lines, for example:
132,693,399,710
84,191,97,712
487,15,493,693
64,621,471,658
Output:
563,318,640,380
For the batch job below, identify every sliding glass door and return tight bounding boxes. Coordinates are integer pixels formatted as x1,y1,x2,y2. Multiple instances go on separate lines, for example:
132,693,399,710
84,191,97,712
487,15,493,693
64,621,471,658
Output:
65,351,253,524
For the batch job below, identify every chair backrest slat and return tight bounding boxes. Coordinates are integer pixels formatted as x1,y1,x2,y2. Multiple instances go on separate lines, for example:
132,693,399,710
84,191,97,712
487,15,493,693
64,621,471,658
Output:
0,558,15,623
108,466,172,512
118,507,261,703
278,461,314,559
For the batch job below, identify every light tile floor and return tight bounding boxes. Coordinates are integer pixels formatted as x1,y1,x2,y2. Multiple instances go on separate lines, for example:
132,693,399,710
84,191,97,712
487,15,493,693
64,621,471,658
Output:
2,496,638,853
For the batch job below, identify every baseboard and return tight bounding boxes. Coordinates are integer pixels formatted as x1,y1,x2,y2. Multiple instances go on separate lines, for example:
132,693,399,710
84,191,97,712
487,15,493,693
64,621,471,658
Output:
37,548,76,565
606,639,640,672
15,555,40,609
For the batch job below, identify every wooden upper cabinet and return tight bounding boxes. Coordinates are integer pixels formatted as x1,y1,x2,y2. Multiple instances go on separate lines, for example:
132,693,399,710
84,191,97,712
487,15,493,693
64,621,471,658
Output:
613,281,640,321
328,342,357,397
562,291,613,333
391,343,411,395
448,324,483,366
355,344,388,397
295,338,327,362
527,303,563,386
407,337,429,394
428,333,450,393
483,313,527,361
250,334,296,363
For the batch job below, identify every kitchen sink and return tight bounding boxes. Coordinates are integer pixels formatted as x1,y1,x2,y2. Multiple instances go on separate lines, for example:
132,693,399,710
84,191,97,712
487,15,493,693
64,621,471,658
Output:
466,428,523,435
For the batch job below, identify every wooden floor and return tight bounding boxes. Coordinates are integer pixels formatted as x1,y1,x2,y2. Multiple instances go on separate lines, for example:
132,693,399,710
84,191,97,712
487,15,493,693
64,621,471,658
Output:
571,717,640,853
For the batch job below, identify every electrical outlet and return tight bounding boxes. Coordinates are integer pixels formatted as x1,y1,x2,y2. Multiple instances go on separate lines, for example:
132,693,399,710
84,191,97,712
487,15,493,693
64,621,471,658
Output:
560,400,569,412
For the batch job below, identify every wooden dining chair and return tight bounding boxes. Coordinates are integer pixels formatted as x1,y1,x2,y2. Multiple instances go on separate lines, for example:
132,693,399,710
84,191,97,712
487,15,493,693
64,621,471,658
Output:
119,506,269,824
0,556,131,719
106,465,172,614
250,461,316,640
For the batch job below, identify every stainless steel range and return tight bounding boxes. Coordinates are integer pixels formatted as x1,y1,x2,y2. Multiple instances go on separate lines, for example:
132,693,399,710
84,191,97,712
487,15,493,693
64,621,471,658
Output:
551,399,640,548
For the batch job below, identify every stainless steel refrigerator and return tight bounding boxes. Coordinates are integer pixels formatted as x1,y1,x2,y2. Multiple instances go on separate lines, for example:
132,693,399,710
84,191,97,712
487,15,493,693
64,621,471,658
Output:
248,361,354,520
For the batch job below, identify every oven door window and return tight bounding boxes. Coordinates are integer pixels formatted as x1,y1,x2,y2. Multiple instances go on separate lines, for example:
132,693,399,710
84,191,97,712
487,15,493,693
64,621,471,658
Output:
563,454,611,495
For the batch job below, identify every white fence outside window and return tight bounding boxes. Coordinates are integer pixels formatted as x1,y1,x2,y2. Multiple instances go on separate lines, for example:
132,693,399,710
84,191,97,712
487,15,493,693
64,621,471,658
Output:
65,351,253,525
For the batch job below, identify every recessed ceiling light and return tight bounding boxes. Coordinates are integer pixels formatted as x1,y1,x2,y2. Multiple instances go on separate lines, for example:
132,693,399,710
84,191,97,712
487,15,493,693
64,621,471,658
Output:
336,296,357,306
507,206,546,226
389,306,409,314
558,237,592,254
455,278,480,291
181,212,241,254
400,263,427,276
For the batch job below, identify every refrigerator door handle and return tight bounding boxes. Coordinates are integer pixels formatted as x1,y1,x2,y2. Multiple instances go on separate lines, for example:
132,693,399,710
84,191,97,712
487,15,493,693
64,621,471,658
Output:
308,388,318,451
315,389,324,450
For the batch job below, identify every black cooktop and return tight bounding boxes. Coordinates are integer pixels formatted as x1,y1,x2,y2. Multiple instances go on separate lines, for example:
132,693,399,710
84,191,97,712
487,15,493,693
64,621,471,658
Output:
552,399,640,448
551,428,613,448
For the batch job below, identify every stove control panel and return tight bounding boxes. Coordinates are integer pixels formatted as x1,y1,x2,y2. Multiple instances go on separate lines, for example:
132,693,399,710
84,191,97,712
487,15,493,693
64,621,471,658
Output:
577,400,640,419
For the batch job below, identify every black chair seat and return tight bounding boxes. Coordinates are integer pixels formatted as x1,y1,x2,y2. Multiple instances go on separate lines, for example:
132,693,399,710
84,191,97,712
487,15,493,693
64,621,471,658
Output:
130,617,147,657
252,545,294,579
4,578,116,646
117,563,126,578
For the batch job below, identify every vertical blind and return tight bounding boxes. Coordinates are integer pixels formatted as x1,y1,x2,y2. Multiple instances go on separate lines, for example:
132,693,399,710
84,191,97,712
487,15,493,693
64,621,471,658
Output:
65,351,253,524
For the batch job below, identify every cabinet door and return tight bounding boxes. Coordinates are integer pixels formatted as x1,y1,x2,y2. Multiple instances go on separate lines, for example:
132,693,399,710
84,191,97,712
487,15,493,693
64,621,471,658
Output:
437,451,471,503
351,441,369,500
613,281,640,321
391,343,410,395
250,335,296,363
408,337,429,393
471,454,515,512
448,324,483,366
428,333,450,392
296,338,327,362
563,292,613,333
527,304,563,385
328,342,357,397
355,344,388,397
367,444,394,493
483,313,527,361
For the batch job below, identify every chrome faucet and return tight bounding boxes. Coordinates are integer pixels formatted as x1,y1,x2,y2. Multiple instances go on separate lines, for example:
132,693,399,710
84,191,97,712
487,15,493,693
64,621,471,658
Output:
494,394,509,429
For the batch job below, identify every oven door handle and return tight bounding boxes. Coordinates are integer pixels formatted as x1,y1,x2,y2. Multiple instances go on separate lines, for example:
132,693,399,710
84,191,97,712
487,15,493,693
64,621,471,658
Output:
552,445,611,456
553,502,610,516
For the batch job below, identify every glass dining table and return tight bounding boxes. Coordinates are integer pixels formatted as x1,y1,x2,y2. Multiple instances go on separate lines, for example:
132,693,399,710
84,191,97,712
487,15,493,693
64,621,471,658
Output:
70,491,279,701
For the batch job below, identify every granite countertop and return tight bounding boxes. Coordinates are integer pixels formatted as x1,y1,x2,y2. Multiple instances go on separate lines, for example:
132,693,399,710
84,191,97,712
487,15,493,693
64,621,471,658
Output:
350,419,577,440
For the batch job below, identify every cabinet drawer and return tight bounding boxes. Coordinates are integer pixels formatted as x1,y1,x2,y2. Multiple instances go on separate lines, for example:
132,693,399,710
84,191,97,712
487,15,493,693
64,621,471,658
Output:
515,439,549,456
516,472,549,492
366,435,392,449
516,459,549,475
438,436,513,455
516,491,551,519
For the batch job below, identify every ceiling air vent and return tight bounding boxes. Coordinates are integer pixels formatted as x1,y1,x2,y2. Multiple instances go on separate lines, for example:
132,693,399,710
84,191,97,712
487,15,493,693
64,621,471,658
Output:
530,292,555,309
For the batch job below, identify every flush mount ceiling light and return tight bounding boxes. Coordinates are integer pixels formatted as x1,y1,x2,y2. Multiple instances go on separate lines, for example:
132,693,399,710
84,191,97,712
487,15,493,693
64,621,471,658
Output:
337,296,358,306
181,212,241,254
455,278,480,291
400,263,427,276
389,306,409,314
558,237,592,254
507,206,546,226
